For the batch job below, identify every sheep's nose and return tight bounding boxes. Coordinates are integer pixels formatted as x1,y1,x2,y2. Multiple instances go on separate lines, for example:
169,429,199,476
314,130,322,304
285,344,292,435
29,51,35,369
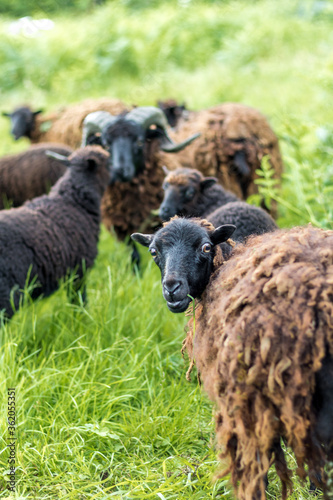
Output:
159,206,174,221
162,277,184,300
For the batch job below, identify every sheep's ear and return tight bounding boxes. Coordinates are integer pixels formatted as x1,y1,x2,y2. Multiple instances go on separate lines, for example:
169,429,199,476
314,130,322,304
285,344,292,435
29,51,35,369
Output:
131,233,153,247
162,165,170,176
45,150,71,166
211,224,236,245
200,177,217,190
33,109,43,116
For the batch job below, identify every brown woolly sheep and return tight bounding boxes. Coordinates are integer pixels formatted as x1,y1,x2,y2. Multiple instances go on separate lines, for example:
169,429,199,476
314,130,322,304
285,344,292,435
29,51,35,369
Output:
0,143,73,209
101,139,167,241
132,220,333,500
160,103,283,217
3,98,129,148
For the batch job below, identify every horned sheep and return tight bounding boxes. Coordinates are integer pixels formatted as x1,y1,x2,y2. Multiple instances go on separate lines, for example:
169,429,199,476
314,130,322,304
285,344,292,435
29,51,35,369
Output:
0,143,73,209
82,106,200,246
0,146,110,319
2,98,129,148
132,219,333,500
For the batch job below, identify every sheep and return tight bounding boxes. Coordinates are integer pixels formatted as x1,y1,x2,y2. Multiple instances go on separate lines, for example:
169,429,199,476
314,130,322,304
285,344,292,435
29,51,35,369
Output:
159,167,277,256
82,106,200,263
161,103,284,217
157,99,188,128
0,146,110,319
159,166,239,220
131,219,333,500
0,143,73,209
2,98,129,148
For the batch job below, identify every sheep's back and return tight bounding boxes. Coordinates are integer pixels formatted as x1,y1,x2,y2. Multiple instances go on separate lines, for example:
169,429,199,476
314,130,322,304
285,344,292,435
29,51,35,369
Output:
0,197,100,308
185,225,333,499
0,143,73,209
32,98,129,148
207,201,277,241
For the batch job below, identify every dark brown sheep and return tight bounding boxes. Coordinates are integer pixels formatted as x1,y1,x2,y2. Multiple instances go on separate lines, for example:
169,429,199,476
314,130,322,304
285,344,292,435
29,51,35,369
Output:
0,143,73,209
101,139,165,240
159,166,239,221
0,146,110,319
3,98,129,148
132,219,333,500
160,103,284,217
82,107,200,249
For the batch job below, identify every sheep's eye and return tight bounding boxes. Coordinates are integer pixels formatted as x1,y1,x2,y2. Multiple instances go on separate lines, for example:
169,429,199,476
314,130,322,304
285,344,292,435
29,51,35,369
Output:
184,187,195,200
150,247,158,258
201,243,211,253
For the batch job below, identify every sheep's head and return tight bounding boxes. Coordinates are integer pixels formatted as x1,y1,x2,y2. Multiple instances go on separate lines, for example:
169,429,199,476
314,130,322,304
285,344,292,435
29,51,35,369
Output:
82,107,200,183
101,117,146,183
2,106,42,140
131,217,235,313
46,146,111,195
159,167,217,221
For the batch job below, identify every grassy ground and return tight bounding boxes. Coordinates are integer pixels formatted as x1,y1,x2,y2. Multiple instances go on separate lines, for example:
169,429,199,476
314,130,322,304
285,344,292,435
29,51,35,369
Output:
0,0,332,498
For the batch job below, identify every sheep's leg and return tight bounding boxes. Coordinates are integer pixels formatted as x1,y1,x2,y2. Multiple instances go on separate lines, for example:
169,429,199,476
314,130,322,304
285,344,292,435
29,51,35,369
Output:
233,150,251,178
314,354,333,458
309,473,322,493
233,150,251,198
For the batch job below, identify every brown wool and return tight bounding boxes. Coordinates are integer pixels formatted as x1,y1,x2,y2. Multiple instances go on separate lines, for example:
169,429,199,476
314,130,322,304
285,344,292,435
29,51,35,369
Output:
160,103,283,218
0,143,73,209
31,98,129,148
101,139,166,239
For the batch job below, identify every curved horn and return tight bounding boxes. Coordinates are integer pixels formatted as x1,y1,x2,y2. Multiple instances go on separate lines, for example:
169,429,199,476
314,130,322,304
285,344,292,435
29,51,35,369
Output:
160,132,201,153
125,106,170,131
125,106,201,154
81,111,118,146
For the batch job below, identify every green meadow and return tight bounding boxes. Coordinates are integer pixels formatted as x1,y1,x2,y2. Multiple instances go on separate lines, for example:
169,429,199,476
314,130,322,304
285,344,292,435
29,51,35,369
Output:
0,0,332,498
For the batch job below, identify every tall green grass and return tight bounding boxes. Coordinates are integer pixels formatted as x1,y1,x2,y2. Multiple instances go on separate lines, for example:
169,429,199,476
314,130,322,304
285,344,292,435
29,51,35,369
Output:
0,0,332,498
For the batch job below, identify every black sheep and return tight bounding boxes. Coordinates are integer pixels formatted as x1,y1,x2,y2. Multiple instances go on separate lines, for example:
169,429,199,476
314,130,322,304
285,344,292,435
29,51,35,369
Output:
207,202,277,244
2,105,42,140
0,146,110,319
